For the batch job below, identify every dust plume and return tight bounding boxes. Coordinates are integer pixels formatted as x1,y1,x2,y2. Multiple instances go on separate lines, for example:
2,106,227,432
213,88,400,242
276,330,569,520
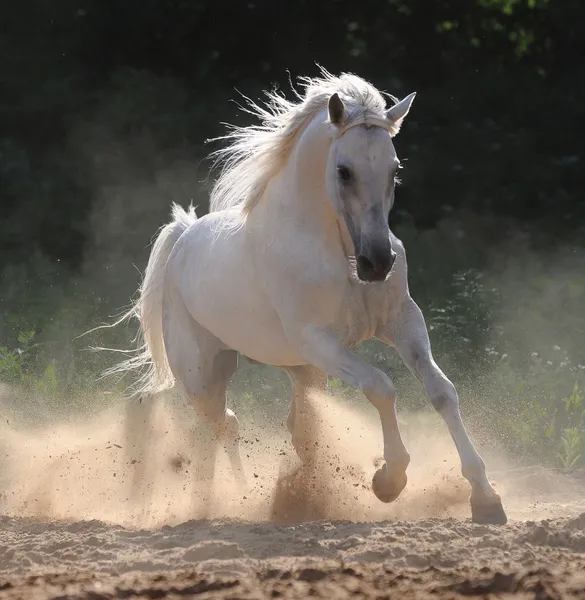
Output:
268,390,472,524
2,371,584,531
0,381,557,530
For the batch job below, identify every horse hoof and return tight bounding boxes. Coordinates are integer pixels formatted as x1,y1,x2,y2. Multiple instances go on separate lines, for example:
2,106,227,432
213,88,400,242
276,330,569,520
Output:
471,500,508,525
372,466,407,503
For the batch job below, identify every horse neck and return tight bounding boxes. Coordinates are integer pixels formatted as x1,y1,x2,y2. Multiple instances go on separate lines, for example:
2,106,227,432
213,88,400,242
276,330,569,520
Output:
279,108,339,237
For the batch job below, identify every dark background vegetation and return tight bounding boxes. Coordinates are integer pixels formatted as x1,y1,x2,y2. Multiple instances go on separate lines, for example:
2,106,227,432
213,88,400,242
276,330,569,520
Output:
1,0,584,469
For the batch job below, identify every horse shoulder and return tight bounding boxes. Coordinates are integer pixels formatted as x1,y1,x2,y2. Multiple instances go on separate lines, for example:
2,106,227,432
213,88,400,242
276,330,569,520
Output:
250,229,348,339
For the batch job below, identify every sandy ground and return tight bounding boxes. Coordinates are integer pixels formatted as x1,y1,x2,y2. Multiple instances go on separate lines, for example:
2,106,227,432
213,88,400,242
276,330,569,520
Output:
0,388,584,598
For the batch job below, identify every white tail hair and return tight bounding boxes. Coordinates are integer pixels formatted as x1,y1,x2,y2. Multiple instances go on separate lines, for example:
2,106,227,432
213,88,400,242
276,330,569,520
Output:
99,202,197,397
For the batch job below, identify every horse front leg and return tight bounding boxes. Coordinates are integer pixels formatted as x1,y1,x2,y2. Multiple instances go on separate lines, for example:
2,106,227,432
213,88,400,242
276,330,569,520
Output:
295,325,410,503
379,297,507,525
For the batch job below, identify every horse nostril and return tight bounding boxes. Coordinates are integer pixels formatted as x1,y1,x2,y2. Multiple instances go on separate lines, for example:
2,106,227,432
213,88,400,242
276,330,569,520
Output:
357,254,375,274
356,249,394,282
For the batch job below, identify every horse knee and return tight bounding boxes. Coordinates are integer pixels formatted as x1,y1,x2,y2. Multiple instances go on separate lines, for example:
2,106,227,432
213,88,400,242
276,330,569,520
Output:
428,378,459,414
362,368,397,410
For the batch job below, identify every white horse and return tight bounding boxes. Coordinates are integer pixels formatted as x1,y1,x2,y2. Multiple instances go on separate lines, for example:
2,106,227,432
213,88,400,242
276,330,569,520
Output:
109,68,507,524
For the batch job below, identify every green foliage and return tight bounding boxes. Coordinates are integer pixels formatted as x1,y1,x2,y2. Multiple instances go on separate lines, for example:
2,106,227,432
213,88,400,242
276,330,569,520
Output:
557,427,582,473
554,385,585,471
0,325,114,420
0,329,66,404
0,329,40,385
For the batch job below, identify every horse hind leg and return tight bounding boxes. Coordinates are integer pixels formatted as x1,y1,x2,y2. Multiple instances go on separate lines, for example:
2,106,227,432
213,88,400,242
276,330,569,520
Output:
163,294,246,507
123,394,157,505
209,351,246,487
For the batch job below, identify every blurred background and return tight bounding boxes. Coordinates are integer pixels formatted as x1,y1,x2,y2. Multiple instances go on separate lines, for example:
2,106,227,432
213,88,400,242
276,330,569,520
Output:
1,0,584,470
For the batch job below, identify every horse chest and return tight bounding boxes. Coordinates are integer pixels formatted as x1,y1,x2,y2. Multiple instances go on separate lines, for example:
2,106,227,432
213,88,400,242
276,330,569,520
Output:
336,285,383,347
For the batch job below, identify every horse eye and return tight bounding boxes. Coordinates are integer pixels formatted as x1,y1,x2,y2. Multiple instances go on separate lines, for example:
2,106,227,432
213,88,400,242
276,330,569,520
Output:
337,166,351,182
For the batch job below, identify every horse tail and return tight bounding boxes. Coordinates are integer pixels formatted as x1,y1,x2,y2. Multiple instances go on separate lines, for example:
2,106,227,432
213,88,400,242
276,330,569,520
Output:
104,203,198,396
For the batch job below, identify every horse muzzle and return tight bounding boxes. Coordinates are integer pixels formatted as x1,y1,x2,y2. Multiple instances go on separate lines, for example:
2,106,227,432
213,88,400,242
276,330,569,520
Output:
356,246,396,282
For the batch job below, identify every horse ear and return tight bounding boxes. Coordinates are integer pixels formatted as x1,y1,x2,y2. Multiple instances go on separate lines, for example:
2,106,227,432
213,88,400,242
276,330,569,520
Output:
386,92,416,134
328,92,345,125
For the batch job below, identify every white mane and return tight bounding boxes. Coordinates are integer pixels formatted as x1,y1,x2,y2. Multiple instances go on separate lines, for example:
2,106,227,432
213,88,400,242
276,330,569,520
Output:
207,67,399,216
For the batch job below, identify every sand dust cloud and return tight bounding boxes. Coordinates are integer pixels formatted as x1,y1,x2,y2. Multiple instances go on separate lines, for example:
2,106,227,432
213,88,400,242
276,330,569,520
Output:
1,386,582,530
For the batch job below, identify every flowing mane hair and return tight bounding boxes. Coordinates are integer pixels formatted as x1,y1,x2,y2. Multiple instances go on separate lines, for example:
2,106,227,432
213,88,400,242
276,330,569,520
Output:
207,66,399,218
